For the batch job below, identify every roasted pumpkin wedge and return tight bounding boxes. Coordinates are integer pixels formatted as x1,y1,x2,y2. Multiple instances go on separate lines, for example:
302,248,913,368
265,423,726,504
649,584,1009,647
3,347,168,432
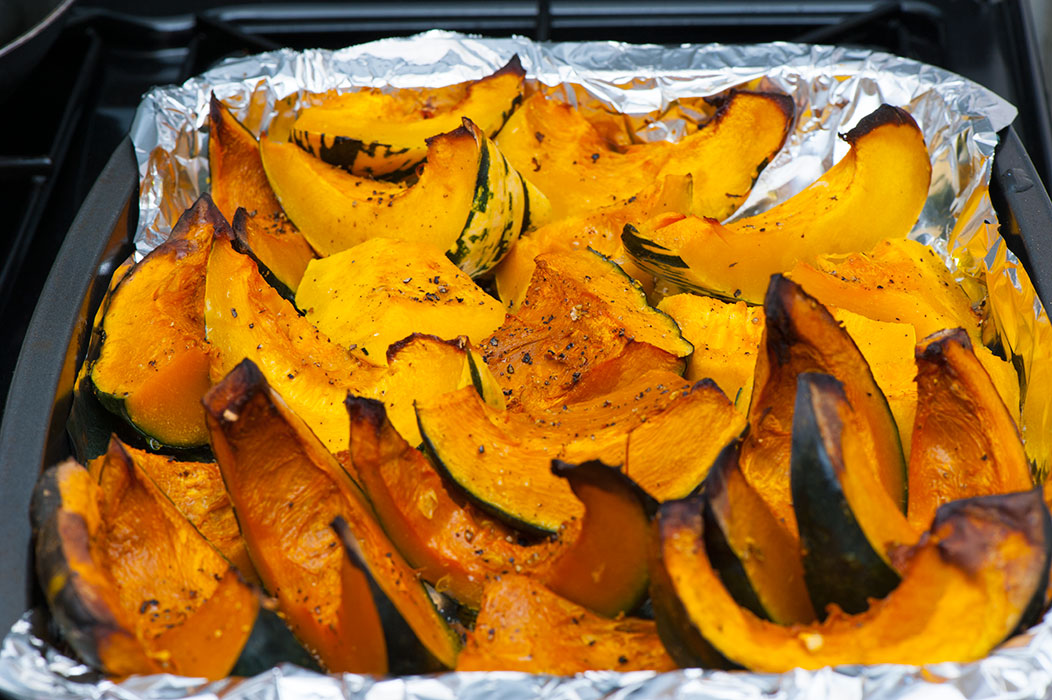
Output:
494,173,695,310
557,340,684,404
652,488,1052,671
90,194,228,449
482,248,692,411
351,397,656,616
86,437,257,586
295,237,505,365
417,370,691,534
623,378,746,501
496,89,793,219
209,95,316,293
31,444,264,680
623,104,931,304
791,373,918,617
456,575,677,674
290,55,525,179
263,118,549,275
204,359,461,672
657,293,764,408
740,275,906,537
908,329,1033,530
703,434,815,624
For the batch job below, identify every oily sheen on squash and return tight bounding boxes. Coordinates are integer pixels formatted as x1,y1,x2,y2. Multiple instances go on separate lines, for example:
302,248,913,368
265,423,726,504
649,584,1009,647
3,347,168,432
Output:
204,359,461,673
651,488,1052,671
623,104,932,304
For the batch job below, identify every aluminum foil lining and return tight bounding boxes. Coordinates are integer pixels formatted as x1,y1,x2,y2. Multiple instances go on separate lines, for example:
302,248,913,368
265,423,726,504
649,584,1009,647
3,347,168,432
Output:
5,29,1052,700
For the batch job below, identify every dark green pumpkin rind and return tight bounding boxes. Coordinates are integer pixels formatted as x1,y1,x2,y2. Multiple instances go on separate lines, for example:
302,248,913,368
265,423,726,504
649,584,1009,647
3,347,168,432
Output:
230,207,301,306
649,495,738,669
790,373,900,618
331,517,447,675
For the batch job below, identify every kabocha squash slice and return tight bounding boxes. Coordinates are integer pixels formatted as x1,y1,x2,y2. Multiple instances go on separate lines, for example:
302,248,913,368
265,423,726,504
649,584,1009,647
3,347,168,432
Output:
30,443,267,680
623,104,931,304
494,173,695,310
791,373,918,617
90,194,228,449
651,488,1052,672
417,370,691,535
703,435,816,624
456,575,677,674
482,248,692,411
350,397,656,616
290,55,525,179
495,89,793,219
209,95,316,294
262,118,550,276
204,359,461,672
86,437,257,586
740,275,906,537
295,237,505,365
908,329,1033,531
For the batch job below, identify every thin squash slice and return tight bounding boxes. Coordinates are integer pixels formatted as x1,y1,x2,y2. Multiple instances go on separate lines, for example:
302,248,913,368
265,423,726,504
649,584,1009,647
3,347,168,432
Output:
30,442,263,680
623,104,931,304
209,95,316,293
290,55,525,179
703,435,816,624
908,329,1033,530
791,373,918,617
295,237,505,365
740,275,906,537
263,118,550,275
456,575,676,674
482,248,692,411
90,194,227,449
496,89,793,219
204,359,461,672
651,488,1052,671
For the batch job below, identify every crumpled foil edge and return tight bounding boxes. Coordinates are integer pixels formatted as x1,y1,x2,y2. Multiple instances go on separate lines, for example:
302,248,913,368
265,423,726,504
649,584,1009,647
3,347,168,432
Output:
5,29,1052,700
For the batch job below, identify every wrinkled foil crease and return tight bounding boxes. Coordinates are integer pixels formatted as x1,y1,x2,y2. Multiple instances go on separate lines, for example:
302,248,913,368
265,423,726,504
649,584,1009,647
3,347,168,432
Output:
4,30,1052,700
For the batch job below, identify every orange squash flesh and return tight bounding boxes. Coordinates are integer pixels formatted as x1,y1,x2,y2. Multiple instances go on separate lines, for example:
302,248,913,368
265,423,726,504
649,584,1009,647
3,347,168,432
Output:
908,329,1033,530
652,489,1051,671
623,105,931,304
208,94,316,292
740,275,906,537
90,194,228,448
496,89,793,219
87,438,257,586
204,359,460,672
457,575,677,674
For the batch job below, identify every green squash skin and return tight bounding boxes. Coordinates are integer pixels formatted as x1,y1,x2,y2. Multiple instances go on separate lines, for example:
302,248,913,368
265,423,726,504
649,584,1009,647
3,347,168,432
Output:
790,373,900,618
230,208,301,307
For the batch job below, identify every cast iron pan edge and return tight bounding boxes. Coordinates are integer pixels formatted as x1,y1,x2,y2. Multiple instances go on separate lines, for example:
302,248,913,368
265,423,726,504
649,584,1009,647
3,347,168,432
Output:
0,138,136,632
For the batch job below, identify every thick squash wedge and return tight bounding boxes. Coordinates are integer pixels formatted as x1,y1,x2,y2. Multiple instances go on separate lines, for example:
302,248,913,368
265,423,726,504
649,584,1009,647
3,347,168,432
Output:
87,437,257,586
651,488,1052,671
295,237,505,365
209,95,316,293
623,104,931,304
482,248,692,411
908,329,1033,530
740,275,906,537
496,89,793,219
263,118,549,276
290,56,525,179
494,173,695,310
417,370,691,534
456,575,676,674
703,435,815,624
30,445,264,680
90,194,228,449
791,373,918,617
204,359,461,672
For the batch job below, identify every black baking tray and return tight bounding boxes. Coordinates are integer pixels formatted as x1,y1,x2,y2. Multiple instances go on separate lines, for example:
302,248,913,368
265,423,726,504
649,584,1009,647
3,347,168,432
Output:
3,0,1052,668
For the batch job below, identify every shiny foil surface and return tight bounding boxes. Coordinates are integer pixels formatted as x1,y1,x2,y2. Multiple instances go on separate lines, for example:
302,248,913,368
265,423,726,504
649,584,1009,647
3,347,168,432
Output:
5,30,1052,700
